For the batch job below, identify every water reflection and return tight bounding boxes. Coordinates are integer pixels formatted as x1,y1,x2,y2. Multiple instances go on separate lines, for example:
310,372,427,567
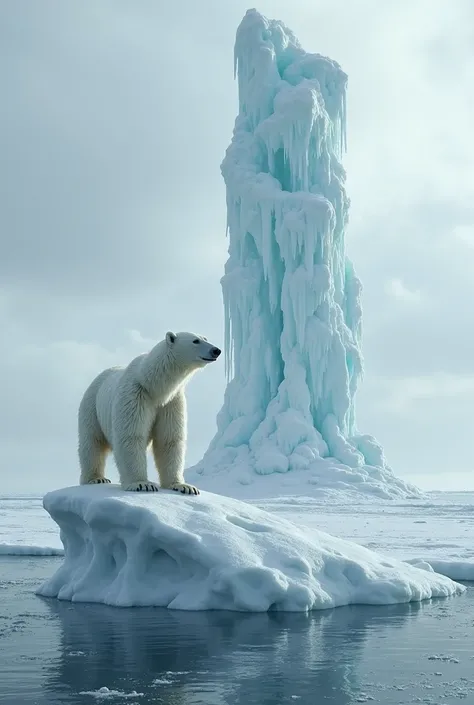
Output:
40,597,427,704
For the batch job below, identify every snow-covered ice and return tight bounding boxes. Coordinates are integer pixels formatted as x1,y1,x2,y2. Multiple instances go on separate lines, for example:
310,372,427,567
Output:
266,492,474,582
188,8,419,500
2,492,473,582
36,485,463,611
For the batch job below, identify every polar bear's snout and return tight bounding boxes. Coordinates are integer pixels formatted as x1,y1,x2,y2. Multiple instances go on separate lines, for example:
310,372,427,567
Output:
200,346,221,362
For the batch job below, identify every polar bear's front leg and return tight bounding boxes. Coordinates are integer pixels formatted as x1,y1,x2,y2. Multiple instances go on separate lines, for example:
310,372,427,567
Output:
152,391,200,496
112,388,160,492
114,435,160,492
153,439,200,495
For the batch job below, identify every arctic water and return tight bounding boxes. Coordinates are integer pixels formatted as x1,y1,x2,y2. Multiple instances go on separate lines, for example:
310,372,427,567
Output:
1,556,473,705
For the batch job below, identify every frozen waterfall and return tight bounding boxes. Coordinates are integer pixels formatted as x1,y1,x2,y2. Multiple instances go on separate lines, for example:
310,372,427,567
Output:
188,9,420,500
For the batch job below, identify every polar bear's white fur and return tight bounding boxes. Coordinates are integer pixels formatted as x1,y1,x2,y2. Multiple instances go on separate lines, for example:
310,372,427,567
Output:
78,331,221,494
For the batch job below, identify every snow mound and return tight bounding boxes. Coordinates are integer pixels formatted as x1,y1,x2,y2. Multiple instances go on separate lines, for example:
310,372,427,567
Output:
37,486,463,611
189,463,421,502
188,8,421,500
406,558,474,582
0,543,63,556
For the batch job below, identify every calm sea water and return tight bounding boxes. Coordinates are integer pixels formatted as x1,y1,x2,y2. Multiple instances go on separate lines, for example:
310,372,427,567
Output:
0,557,473,705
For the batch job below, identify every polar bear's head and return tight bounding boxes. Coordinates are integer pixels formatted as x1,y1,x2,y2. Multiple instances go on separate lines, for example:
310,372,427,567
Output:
165,331,221,368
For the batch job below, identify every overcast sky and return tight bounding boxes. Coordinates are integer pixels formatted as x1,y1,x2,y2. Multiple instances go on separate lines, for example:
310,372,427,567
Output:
1,0,474,494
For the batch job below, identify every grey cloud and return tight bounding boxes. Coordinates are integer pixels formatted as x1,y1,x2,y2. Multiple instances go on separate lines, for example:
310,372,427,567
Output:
1,1,231,303
356,371,474,478
350,199,474,378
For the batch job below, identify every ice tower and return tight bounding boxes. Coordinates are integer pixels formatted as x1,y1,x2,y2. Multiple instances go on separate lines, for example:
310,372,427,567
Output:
189,9,419,499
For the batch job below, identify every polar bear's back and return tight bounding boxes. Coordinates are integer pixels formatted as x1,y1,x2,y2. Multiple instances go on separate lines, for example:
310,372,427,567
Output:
79,353,149,448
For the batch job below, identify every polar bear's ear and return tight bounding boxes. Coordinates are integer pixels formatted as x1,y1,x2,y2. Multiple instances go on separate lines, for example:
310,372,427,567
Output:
166,331,177,345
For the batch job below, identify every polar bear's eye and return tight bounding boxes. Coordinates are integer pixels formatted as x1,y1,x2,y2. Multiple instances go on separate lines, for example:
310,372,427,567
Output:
192,339,200,344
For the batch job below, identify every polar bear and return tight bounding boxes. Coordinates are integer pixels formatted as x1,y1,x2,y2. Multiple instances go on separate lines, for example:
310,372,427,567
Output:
78,331,221,494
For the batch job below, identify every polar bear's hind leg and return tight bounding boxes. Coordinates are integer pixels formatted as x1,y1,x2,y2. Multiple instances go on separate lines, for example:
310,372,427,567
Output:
78,377,112,485
79,436,111,485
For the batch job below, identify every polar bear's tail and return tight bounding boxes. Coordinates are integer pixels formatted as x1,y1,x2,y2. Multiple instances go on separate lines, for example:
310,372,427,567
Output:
78,370,112,485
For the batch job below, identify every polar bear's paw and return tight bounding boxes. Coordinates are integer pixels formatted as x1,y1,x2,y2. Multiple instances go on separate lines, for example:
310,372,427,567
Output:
123,481,160,492
87,478,112,484
169,482,200,496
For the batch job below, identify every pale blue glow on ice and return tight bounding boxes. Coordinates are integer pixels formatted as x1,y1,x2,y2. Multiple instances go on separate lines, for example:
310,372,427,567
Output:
190,9,419,499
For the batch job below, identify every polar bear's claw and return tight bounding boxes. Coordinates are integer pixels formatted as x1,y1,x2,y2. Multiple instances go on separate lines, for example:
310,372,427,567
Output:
170,482,200,496
88,478,112,484
123,482,160,492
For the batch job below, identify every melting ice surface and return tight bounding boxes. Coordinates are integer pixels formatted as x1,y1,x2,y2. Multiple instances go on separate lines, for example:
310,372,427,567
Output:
188,9,418,500
36,486,463,611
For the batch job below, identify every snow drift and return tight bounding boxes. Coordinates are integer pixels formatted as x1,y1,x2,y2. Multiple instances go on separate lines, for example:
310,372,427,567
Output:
37,486,463,611
188,9,419,500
